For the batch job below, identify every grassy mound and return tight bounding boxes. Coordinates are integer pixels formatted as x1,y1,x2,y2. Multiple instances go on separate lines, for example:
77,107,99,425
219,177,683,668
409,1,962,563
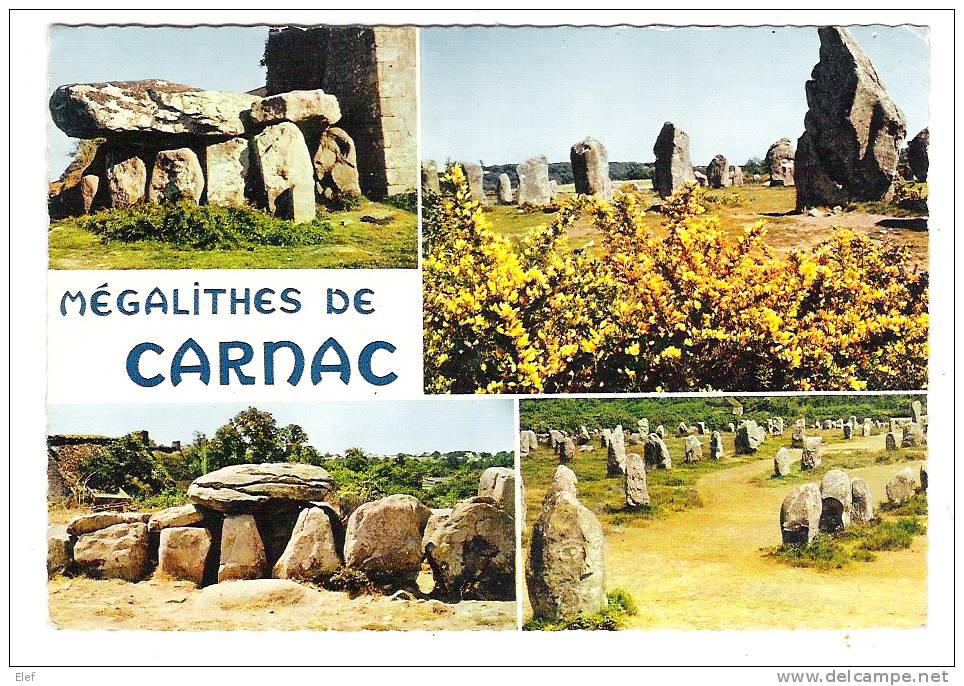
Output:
59,201,332,250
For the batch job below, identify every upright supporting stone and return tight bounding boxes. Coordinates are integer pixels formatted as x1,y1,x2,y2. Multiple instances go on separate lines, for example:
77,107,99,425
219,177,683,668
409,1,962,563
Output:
251,122,316,223
105,151,146,207
148,148,204,203
206,138,250,206
218,514,267,583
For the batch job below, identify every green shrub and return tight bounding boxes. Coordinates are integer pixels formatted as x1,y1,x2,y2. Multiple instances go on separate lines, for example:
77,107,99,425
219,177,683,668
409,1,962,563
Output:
64,201,332,249
768,535,854,570
383,191,418,214
880,492,928,516
855,517,926,552
321,567,377,598
523,590,638,631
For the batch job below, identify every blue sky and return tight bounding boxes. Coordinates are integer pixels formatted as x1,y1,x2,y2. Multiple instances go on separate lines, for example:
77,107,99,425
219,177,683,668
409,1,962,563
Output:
48,26,268,179
47,400,516,455
420,25,930,166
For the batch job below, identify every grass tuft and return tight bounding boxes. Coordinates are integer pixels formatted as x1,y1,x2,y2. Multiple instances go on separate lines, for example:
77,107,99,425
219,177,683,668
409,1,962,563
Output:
523,590,638,631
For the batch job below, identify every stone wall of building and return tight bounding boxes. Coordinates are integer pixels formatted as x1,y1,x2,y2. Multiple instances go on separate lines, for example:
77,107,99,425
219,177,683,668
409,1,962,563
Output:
264,26,417,198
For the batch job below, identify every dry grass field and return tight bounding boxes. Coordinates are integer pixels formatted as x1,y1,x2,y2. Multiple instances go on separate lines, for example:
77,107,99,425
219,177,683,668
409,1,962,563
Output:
482,183,928,269
522,430,927,630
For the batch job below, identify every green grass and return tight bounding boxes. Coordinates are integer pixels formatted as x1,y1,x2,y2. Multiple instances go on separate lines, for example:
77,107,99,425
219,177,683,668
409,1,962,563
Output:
766,495,927,570
49,199,418,269
523,589,638,631
756,443,927,488
522,432,778,540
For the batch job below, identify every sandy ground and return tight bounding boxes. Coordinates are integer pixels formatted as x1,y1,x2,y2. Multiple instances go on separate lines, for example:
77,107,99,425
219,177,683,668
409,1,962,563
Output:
48,575,516,631
604,434,927,630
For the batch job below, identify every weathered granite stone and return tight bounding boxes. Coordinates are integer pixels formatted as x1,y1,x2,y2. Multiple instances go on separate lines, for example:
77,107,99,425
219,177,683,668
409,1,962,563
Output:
819,469,852,533
545,464,579,504
425,497,514,600
461,161,485,204
496,173,513,204
684,435,703,463
422,508,453,548
801,437,823,470
886,431,900,450
607,426,627,476
559,437,577,464
735,420,767,454
73,522,149,581
653,122,697,197
850,477,875,524
249,89,341,126
148,148,204,203
250,122,316,223
158,526,212,585
645,433,672,469
902,422,926,448
49,80,260,138
344,494,430,580
313,126,361,202
68,511,150,536
188,463,334,513
780,483,822,545
570,137,613,200
774,447,794,477
205,138,250,206
765,138,796,186
517,155,552,207
527,490,606,620
906,128,929,182
795,27,907,208
706,154,730,188
272,506,341,580
730,166,744,186
421,159,440,194
148,504,205,533
885,467,916,505
625,453,650,508
479,466,517,517
218,514,267,582
47,525,71,578
105,151,147,207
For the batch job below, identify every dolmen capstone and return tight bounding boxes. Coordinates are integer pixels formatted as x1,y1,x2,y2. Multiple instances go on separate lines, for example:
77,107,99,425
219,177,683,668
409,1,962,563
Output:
570,137,613,200
795,27,907,209
653,122,697,198
780,483,822,544
527,489,606,620
48,80,362,221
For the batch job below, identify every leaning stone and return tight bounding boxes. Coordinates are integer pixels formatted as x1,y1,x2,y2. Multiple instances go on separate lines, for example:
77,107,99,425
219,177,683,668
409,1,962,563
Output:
187,462,334,514
47,525,71,578
205,138,250,206
424,497,515,600
218,514,266,582
105,151,146,207
850,477,875,524
780,483,822,545
148,148,204,203
73,522,149,581
625,453,650,508
49,80,260,138
570,137,613,200
272,507,341,581
313,126,361,202
516,155,552,207
774,447,794,477
795,27,907,208
67,511,150,536
653,122,697,197
250,122,316,223
885,468,917,505
148,504,205,532
249,89,341,126
819,469,852,533
344,494,431,580
158,526,212,585
527,490,607,620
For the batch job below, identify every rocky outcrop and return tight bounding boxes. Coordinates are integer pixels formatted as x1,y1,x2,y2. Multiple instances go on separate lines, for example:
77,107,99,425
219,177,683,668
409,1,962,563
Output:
795,27,907,208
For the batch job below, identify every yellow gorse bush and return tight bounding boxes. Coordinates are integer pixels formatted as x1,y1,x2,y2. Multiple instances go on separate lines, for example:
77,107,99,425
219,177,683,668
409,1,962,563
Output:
423,167,928,394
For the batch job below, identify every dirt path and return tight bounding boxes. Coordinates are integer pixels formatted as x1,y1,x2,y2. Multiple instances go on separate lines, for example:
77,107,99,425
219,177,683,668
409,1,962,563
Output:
48,576,516,631
607,434,927,630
